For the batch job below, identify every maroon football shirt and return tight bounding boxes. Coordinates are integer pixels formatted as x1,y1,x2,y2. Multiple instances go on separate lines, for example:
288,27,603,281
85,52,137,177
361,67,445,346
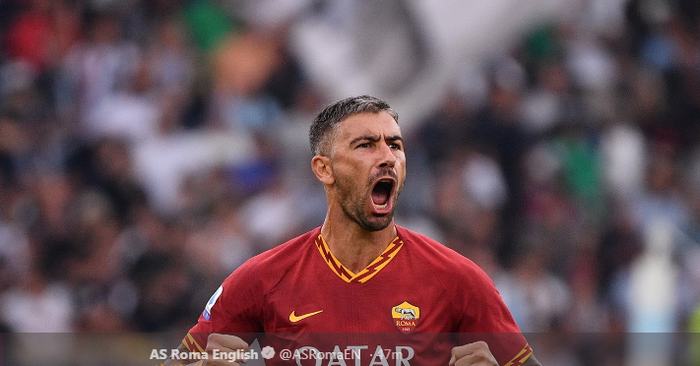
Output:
183,226,532,366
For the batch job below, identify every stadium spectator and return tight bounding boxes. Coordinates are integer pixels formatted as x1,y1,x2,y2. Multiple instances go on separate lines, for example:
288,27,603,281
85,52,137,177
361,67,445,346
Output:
0,1,698,364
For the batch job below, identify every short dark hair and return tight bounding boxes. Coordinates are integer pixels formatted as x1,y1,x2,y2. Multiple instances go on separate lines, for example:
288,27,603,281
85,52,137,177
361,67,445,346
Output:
309,95,398,156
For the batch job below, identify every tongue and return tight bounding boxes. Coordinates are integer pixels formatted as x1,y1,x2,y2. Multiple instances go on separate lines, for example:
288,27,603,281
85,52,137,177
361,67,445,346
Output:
372,189,389,205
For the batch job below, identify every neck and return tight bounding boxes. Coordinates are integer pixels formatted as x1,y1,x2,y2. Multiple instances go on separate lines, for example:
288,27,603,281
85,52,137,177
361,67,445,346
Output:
320,213,397,273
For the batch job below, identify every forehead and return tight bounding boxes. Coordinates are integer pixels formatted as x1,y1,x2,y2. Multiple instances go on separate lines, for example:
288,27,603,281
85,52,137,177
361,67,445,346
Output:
336,111,401,139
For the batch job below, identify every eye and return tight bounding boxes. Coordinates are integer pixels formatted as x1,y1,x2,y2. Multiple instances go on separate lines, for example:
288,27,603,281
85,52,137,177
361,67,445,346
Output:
357,143,371,149
389,143,403,150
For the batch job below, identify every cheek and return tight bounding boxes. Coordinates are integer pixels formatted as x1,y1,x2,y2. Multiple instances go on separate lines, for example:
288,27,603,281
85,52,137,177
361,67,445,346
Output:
333,165,359,191
334,157,368,178
398,159,407,178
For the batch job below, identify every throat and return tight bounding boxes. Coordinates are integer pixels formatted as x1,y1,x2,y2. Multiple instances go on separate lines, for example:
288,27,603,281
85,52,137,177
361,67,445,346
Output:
320,223,397,272
316,232,404,283
333,242,385,274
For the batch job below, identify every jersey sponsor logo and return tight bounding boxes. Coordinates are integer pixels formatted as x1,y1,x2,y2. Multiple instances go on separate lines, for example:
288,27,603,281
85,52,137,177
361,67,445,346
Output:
289,310,323,323
392,301,420,333
202,285,223,321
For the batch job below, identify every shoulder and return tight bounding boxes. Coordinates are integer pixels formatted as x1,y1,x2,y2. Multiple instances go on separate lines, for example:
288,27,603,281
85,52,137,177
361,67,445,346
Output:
247,227,320,266
397,225,487,277
396,225,497,299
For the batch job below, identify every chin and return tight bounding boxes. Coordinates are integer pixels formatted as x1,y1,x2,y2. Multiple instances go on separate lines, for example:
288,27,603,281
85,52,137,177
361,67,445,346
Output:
359,215,394,232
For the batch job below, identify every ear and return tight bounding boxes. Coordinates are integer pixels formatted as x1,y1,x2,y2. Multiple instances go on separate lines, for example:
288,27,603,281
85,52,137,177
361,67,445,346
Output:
311,155,335,185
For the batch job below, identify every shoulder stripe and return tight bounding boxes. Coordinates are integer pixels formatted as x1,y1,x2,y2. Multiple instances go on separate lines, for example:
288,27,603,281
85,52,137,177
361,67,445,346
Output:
503,343,533,366
182,332,205,353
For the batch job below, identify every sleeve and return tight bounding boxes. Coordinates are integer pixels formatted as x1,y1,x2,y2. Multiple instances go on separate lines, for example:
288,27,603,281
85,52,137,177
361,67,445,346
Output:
455,264,533,366
182,261,265,352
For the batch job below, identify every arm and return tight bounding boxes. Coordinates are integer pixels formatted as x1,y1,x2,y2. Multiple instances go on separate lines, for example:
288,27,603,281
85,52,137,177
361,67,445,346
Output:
450,257,540,366
164,262,264,366
450,342,542,366
164,334,250,366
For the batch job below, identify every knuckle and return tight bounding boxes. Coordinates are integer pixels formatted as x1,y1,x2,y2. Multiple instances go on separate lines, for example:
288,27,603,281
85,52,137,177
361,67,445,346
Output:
208,333,221,343
206,334,221,351
232,336,248,350
206,334,248,353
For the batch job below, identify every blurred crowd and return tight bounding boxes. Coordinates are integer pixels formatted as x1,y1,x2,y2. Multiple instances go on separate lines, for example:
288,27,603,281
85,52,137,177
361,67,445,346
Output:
1,0,700,362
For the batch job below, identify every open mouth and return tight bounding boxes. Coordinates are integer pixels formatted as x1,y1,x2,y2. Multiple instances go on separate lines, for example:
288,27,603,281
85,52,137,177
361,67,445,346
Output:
371,178,395,211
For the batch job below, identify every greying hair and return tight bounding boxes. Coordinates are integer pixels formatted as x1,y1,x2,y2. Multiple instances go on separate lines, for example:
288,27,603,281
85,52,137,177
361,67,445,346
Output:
309,95,399,156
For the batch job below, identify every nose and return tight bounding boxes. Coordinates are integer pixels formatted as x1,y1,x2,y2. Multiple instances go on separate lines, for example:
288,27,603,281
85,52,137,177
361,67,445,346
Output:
378,142,396,168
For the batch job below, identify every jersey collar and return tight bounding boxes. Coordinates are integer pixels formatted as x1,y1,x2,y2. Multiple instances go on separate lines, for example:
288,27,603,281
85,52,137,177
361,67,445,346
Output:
314,234,404,283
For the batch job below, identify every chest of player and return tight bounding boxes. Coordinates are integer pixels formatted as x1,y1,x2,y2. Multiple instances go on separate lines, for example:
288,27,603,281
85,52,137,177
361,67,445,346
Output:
261,266,457,334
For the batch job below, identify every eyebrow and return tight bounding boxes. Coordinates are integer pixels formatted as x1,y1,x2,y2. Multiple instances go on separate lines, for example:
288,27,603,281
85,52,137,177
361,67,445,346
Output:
349,135,404,146
386,135,404,144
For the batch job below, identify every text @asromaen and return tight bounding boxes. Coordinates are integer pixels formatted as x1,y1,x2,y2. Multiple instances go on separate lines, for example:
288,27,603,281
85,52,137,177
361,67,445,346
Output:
279,345,415,365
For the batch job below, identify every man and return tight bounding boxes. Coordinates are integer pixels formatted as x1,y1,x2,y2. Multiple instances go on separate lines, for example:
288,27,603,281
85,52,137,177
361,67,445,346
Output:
167,95,541,366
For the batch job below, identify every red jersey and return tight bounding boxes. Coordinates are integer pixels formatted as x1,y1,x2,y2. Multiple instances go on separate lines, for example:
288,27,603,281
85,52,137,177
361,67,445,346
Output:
183,226,532,366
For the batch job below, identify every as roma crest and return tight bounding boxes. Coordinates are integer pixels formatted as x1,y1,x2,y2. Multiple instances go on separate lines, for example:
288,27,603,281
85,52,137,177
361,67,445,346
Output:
392,301,420,333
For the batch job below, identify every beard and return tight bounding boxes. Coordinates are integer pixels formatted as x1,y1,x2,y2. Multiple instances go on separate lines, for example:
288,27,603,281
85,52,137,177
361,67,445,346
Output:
333,168,403,232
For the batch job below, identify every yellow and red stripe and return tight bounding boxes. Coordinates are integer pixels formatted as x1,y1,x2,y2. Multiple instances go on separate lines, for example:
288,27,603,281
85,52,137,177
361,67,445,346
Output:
503,343,533,366
315,234,404,283
182,332,205,353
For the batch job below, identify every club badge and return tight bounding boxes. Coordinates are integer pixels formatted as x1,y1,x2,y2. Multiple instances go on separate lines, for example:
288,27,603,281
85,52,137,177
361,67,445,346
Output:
392,301,420,333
